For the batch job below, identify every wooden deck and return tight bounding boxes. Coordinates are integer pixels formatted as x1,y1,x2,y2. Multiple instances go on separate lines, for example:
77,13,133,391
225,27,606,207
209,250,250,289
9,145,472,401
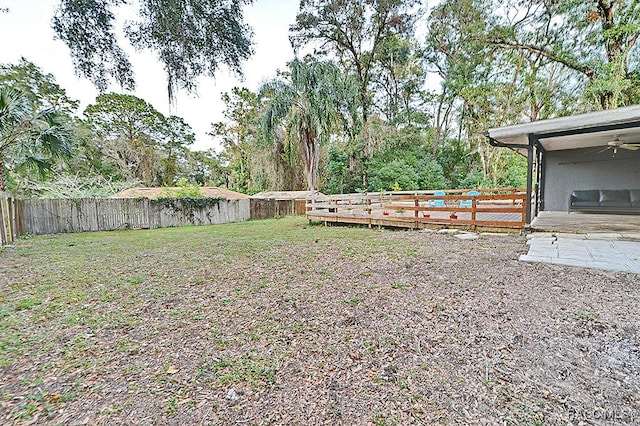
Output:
306,189,526,232
531,211,640,234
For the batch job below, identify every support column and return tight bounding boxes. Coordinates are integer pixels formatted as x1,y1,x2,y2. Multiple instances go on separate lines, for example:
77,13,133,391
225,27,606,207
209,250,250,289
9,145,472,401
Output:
525,134,537,227
536,146,546,215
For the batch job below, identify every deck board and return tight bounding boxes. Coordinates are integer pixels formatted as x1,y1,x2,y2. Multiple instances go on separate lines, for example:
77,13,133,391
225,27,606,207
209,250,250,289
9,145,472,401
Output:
531,211,640,233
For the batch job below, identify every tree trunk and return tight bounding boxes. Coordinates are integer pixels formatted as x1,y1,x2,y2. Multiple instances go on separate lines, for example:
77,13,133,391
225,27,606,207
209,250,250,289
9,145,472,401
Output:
596,0,627,109
300,119,318,192
0,155,6,191
306,136,318,192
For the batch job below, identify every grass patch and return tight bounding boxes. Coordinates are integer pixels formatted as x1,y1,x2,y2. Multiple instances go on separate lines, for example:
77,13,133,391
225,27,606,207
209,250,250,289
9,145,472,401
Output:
1,215,624,424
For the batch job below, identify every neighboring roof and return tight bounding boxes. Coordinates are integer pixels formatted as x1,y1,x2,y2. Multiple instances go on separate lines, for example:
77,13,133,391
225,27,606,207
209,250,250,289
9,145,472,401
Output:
487,105,640,152
251,191,325,200
111,187,250,200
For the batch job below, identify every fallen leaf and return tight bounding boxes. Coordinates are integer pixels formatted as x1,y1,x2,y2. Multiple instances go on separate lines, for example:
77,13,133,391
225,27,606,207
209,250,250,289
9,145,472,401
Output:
166,365,179,374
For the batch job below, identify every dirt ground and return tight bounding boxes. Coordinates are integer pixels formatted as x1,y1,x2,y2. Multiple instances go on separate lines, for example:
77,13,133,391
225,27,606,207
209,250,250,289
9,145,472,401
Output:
1,218,639,425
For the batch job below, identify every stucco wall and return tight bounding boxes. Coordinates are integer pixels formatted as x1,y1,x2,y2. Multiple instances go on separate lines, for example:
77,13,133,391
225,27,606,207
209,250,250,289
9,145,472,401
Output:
543,147,640,211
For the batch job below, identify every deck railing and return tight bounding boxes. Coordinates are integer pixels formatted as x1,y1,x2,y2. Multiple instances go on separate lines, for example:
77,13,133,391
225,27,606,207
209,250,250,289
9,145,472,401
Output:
306,188,526,230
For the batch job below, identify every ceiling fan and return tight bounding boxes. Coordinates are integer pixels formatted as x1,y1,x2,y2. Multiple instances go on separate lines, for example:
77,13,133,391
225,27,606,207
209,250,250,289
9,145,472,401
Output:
602,136,640,154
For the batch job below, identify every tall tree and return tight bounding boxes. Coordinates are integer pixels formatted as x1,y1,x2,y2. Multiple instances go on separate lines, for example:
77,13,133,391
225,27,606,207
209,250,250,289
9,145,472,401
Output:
425,0,493,152
259,58,344,192
371,35,427,124
84,93,194,186
0,58,79,114
157,116,195,186
487,0,640,109
209,87,280,193
0,59,119,196
179,149,229,187
0,88,74,191
290,0,421,124
52,0,254,100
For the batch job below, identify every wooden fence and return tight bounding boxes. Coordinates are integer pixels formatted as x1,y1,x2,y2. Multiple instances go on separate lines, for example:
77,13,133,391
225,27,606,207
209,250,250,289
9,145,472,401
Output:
249,198,306,220
1,192,17,250
306,188,527,230
16,198,251,235
6,197,309,237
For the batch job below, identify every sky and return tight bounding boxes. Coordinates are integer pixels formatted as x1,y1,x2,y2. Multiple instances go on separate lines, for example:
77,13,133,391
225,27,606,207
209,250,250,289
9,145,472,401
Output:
0,0,300,151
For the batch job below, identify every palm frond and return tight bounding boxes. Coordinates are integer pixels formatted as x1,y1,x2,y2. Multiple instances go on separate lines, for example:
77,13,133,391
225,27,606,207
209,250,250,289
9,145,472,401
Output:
257,57,352,191
0,87,76,189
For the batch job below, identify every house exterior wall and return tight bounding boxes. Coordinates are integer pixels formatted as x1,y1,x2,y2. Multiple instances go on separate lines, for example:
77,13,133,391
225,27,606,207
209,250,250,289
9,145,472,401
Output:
542,147,640,211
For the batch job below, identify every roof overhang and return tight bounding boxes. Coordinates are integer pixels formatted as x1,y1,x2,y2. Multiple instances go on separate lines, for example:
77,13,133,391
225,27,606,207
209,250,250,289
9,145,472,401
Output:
486,105,640,153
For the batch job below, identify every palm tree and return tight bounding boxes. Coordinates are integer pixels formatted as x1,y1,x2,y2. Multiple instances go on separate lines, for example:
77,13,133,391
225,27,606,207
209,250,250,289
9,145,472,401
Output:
259,58,344,192
0,88,74,191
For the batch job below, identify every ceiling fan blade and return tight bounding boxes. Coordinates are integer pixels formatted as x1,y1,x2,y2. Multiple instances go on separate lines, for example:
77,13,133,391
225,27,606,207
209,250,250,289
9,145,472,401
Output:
620,144,640,151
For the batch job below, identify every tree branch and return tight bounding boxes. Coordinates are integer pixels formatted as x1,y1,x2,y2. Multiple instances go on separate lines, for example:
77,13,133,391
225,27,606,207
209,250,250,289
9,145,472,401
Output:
487,37,595,80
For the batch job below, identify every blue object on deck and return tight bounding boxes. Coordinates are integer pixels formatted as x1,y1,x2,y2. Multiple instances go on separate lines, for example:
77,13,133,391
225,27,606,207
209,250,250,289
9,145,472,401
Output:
460,190,480,207
429,190,446,207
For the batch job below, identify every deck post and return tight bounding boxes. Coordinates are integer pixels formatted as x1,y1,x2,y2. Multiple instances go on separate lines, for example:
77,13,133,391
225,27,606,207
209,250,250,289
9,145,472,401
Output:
471,197,477,229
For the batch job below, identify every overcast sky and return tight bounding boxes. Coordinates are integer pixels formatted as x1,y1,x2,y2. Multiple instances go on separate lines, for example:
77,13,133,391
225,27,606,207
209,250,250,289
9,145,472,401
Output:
0,0,299,151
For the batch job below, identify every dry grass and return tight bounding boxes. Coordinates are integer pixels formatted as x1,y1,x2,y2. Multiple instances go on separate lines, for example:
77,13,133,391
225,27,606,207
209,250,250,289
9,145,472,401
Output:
1,217,639,425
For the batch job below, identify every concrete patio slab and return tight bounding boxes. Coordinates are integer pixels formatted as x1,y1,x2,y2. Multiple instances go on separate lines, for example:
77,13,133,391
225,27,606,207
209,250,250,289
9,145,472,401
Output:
585,232,622,240
526,232,555,240
556,233,588,240
521,232,640,274
526,237,556,246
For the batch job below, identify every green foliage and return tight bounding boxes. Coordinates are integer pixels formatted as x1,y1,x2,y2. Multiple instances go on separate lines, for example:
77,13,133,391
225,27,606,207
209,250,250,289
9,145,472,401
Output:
458,171,492,190
437,138,472,188
0,60,84,193
179,149,229,187
0,87,75,191
84,93,165,141
369,159,419,191
162,179,203,199
52,0,254,99
366,156,449,192
498,152,527,188
372,35,428,124
454,150,527,190
416,159,449,190
484,0,640,109
260,57,346,191
155,196,223,223
2,1,596,200
84,93,195,186
0,58,78,114
322,121,457,193
291,0,421,123
156,196,221,210
209,87,275,193
323,147,350,194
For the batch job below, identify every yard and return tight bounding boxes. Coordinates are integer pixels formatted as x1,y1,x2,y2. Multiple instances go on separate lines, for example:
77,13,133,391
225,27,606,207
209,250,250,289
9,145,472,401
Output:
1,217,639,425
